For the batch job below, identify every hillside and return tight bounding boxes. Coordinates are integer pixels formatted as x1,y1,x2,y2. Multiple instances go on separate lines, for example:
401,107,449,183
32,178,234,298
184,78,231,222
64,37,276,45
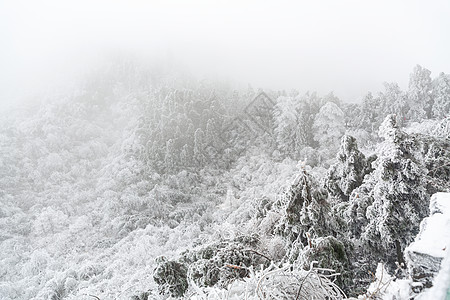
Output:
0,64,449,300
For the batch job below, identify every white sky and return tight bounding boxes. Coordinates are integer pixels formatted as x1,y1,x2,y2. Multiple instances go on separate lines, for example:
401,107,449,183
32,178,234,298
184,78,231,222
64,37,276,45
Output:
1,0,450,107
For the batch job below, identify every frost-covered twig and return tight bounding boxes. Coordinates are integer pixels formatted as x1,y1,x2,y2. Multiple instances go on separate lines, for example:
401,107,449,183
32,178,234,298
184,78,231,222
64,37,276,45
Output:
243,249,272,262
255,261,347,300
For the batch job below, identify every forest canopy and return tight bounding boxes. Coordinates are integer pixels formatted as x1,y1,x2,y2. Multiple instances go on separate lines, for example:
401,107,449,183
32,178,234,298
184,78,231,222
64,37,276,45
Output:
0,61,449,299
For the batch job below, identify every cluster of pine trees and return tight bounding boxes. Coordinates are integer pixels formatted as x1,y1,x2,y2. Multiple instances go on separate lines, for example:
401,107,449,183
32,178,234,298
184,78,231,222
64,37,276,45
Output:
1,61,449,299
144,65,449,297
124,64,449,176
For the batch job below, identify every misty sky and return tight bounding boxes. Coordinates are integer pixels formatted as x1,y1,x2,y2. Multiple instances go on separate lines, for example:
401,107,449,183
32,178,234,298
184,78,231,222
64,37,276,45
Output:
1,0,450,108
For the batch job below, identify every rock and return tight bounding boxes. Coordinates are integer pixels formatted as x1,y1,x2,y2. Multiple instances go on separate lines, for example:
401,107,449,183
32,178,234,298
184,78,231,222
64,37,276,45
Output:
405,193,450,290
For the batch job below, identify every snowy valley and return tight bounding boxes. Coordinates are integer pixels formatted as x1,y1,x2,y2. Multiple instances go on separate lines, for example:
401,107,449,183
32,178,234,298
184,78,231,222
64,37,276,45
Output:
0,62,449,300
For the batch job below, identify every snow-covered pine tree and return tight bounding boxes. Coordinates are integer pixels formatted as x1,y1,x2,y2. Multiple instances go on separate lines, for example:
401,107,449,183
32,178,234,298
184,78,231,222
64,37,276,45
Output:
204,118,218,162
185,122,195,146
342,103,361,129
274,168,330,260
407,65,433,120
312,102,345,153
296,96,316,148
432,72,450,119
146,140,161,170
268,164,354,290
358,92,380,133
381,82,408,127
205,119,216,147
361,114,429,269
322,92,341,107
275,169,310,242
324,135,375,201
179,144,192,168
273,96,299,156
193,128,205,167
164,139,176,172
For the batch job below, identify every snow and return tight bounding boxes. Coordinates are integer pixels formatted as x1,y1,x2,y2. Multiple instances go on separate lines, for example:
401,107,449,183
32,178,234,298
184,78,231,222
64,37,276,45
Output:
404,119,439,135
1,61,449,300
406,192,450,258
360,263,413,300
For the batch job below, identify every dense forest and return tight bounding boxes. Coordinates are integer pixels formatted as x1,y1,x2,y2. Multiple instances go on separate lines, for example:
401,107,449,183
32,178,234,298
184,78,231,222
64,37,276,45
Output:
0,61,449,299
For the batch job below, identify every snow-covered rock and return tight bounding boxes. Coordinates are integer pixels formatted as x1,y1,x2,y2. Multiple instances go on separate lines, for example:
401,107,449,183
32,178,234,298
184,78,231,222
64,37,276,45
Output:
405,192,450,290
417,248,450,300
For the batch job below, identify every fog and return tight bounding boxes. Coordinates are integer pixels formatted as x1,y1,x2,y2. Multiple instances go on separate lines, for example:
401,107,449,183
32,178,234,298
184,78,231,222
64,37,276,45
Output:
2,2,450,299
1,0,450,108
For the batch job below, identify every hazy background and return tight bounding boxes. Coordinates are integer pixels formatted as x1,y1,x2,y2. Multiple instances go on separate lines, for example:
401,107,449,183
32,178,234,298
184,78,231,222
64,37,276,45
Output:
1,0,450,109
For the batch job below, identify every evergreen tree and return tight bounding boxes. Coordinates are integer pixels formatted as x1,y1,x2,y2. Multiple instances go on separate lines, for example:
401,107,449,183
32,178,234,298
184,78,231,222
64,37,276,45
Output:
432,72,450,119
164,139,176,172
296,95,317,147
381,82,407,127
146,140,161,170
179,144,192,168
313,102,345,151
205,118,217,148
362,115,429,269
322,92,341,107
185,122,195,146
342,103,361,130
296,109,314,148
358,92,380,133
302,91,322,116
324,135,375,201
407,65,433,120
193,128,205,167
273,96,299,155
276,168,329,249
